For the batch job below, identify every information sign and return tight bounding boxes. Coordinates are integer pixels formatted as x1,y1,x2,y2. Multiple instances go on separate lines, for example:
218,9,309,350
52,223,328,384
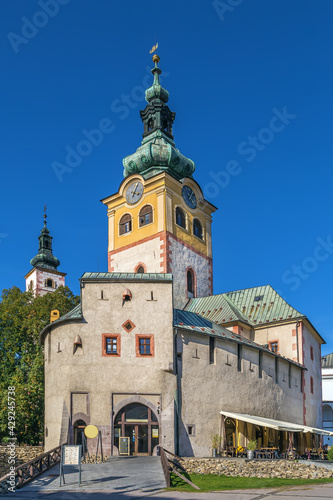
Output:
119,437,130,456
60,445,82,486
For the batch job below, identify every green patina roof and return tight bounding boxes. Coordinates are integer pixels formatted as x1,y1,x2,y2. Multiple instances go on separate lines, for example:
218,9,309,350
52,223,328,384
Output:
122,56,195,181
174,309,304,368
322,353,333,368
185,285,305,327
30,215,60,271
81,272,173,281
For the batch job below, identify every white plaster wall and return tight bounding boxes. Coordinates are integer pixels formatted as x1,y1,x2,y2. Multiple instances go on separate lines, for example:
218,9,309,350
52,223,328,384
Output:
169,237,211,309
109,235,163,273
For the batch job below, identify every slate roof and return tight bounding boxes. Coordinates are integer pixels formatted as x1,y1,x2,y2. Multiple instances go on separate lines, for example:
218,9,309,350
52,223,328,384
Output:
185,285,305,327
322,353,333,369
81,272,173,281
173,309,304,369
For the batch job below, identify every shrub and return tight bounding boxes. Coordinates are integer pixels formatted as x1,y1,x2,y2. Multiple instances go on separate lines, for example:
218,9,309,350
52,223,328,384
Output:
328,447,333,461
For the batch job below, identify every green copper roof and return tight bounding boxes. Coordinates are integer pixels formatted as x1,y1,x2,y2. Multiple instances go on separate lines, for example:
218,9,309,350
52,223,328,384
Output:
30,214,60,271
322,353,333,368
185,285,305,327
174,309,304,369
123,55,195,181
81,272,173,281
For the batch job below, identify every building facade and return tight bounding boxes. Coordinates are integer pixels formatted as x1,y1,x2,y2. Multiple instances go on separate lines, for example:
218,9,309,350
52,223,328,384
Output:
39,55,328,457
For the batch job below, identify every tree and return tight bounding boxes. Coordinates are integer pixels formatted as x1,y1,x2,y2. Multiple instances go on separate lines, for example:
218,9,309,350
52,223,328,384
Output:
0,286,79,445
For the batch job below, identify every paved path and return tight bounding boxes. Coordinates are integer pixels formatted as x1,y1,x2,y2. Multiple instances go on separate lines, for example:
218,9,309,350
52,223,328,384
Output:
10,482,333,499
12,456,166,498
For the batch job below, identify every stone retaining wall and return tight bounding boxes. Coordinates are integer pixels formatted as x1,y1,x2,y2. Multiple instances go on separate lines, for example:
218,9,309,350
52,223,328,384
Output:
0,445,43,478
178,458,333,479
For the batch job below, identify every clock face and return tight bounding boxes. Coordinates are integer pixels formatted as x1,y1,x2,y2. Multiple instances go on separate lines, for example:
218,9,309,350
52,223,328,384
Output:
126,181,144,204
182,186,197,209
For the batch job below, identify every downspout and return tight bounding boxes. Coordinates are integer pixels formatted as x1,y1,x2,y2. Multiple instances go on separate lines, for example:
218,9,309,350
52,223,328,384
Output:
174,327,180,456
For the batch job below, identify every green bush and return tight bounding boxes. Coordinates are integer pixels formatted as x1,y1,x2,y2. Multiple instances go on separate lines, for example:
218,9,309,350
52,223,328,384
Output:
328,447,333,461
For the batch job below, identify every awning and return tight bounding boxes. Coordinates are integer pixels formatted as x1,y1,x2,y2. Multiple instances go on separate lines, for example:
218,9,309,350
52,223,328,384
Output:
220,410,333,436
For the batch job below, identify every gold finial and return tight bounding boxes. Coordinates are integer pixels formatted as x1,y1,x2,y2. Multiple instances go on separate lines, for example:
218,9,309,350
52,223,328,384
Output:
152,54,160,64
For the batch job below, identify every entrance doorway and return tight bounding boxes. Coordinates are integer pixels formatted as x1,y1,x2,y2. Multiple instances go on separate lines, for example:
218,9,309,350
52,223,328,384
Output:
74,419,86,446
114,403,159,455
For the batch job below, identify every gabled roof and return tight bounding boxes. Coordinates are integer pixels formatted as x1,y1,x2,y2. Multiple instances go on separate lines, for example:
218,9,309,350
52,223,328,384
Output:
185,285,305,327
173,309,305,369
322,353,333,369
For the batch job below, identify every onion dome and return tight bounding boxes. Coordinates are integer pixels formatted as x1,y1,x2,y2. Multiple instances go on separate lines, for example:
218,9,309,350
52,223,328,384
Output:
30,213,60,271
123,54,195,181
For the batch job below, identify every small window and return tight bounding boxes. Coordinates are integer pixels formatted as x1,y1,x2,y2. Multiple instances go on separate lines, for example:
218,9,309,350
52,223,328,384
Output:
29,280,34,290
237,344,242,372
106,337,118,355
175,207,186,229
310,376,314,394
193,219,203,239
119,214,132,235
45,279,54,288
187,424,195,436
136,335,154,357
187,269,195,298
310,346,314,361
139,205,153,227
268,341,278,353
102,334,120,357
137,266,144,273
209,337,215,364
254,295,264,301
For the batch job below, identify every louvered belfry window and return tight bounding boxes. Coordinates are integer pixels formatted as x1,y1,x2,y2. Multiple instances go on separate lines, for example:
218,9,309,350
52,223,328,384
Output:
119,214,132,235
139,205,153,227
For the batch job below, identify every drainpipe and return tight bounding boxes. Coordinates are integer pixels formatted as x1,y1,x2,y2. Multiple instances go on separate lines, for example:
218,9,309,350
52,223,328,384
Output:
296,320,300,363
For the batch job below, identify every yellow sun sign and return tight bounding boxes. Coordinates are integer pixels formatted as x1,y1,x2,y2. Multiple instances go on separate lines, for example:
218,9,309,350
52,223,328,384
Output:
84,425,98,439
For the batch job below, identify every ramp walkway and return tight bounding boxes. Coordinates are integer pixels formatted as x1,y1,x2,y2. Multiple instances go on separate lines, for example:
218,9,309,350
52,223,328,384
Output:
11,455,166,498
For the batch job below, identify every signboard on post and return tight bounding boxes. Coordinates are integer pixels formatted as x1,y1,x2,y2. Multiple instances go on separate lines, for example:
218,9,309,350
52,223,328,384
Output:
60,445,82,486
119,437,130,456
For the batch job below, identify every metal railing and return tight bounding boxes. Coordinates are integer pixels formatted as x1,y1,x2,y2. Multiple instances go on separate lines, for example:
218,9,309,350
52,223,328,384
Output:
0,444,63,494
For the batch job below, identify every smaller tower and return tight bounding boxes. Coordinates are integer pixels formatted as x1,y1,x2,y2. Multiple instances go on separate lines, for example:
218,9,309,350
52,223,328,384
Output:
25,210,66,297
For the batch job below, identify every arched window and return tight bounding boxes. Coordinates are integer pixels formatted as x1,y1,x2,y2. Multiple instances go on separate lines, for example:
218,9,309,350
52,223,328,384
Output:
29,280,34,290
45,279,54,288
137,266,144,273
187,268,195,298
176,207,186,229
193,218,203,239
323,404,333,422
119,214,132,235
139,205,153,227
148,118,154,131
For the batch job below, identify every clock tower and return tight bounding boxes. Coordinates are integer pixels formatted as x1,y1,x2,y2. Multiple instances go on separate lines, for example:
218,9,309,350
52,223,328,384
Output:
101,55,216,307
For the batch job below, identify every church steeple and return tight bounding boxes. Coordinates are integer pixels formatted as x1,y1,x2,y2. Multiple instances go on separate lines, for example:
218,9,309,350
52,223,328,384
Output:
25,209,66,297
30,211,60,271
123,55,195,181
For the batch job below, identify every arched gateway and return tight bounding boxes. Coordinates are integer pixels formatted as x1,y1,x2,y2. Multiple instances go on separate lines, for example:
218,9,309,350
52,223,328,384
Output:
114,403,159,455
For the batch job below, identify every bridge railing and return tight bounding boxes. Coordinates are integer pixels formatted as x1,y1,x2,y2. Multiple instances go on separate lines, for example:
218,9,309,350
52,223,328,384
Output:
0,444,63,494
158,446,171,487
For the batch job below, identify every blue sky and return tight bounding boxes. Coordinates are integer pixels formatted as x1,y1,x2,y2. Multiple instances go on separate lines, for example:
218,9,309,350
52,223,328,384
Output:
1,0,332,353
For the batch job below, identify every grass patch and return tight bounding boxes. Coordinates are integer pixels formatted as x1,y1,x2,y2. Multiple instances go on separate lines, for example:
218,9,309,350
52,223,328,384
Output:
169,473,333,492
